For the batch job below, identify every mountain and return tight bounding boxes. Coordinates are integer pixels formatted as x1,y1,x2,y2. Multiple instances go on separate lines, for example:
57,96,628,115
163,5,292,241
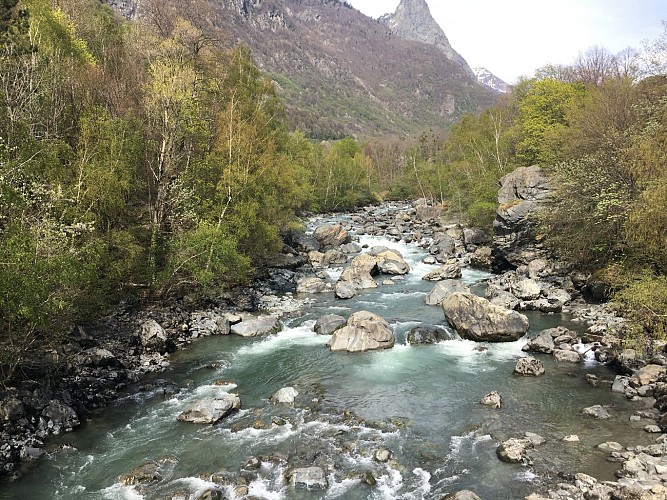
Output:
474,67,510,93
105,0,497,138
379,0,474,78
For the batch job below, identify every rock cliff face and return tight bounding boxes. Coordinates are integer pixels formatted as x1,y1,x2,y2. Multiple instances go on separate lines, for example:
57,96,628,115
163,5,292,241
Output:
102,0,497,138
380,0,473,77
493,165,551,269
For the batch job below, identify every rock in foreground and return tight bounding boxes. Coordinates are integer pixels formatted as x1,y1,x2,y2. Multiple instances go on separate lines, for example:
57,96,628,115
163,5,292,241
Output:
442,292,529,342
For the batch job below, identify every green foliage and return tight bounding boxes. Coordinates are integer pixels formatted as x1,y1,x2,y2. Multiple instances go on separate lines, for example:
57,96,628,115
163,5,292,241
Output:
512,78,585,165
614,272,667,353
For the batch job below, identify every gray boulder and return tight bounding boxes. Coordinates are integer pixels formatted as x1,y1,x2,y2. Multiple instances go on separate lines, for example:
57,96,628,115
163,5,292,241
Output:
489,291,520,310
1,397,25,421
340,242,362,254
338,254,378,290
480,391,502,409
290,232,321,253
442,293,529,342
291,467,328,490
422,259,461,281
496,438,533,463
514,357,545,377
522,331,556,354
407,326,449,344
493,165,550,267
553,349,581,363
327,311,395,353
425,280,471,306
512,278,542,300
270,387,298,404
463,228,489,248
231,316,281,337
139,319,169,353
581,405,611,419
334,280,357,299
177,395,241,424
371,248,410,275
41,400,80,434
470,246,493,269
313,224,351,250
314,314,347,335
296,276,329,294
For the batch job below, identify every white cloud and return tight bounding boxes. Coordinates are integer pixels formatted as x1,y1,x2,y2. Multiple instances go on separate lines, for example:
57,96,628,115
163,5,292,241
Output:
346,0,667,83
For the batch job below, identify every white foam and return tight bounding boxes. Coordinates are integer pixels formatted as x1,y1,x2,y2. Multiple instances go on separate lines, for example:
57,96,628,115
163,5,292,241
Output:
101,483,145,500
373,467,404,500
461,267,492,284
326,477,361,498
412,468,432,497
235,324,328,358
170,477,219,497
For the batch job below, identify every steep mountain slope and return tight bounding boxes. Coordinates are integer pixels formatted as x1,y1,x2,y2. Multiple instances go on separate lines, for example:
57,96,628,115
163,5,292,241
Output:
106,0,497,138
380,0,474,77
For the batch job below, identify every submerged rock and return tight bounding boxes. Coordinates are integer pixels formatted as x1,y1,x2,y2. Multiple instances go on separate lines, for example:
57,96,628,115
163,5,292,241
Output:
119,462,163,486
313,224,351,250
422,260,461,281
480,391,502,409
177,396,241,424
442,292,529,342
581,405,611,420
327,311,394,353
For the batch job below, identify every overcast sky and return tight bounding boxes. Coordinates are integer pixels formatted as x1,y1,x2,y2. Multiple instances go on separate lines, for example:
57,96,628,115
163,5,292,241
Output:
346,0,667,83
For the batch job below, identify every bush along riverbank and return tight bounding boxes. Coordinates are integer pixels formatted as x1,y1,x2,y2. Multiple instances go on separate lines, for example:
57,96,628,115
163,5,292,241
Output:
1,172,666,498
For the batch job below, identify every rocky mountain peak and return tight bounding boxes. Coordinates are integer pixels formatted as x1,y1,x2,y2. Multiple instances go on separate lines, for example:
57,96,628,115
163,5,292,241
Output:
474,67,510,93
380,0,473,76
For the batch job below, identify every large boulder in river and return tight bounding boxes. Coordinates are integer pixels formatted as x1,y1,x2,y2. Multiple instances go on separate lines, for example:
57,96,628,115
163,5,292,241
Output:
313,224,351,250
522,330,556,354
335,254,379,299
425,280,471,306
442,293,529,342
231,316,282,337
296,276,330,294
327,311,395,353
422,259,461,281
493,165,550,268
370,247,410,275
514,357,545,377
177,395,241,424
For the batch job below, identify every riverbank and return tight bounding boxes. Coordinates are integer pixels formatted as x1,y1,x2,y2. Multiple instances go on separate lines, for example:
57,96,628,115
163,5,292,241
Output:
1,198,666,499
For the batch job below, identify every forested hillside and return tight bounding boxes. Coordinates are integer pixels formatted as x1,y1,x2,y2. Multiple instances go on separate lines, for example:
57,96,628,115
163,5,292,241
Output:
2,0,667,385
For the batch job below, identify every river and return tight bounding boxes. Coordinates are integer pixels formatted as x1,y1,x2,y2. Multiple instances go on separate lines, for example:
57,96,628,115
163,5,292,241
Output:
0,212,654,499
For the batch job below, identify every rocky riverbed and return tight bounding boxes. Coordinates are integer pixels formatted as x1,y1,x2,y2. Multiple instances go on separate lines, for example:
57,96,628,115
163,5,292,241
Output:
2,167,667,499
